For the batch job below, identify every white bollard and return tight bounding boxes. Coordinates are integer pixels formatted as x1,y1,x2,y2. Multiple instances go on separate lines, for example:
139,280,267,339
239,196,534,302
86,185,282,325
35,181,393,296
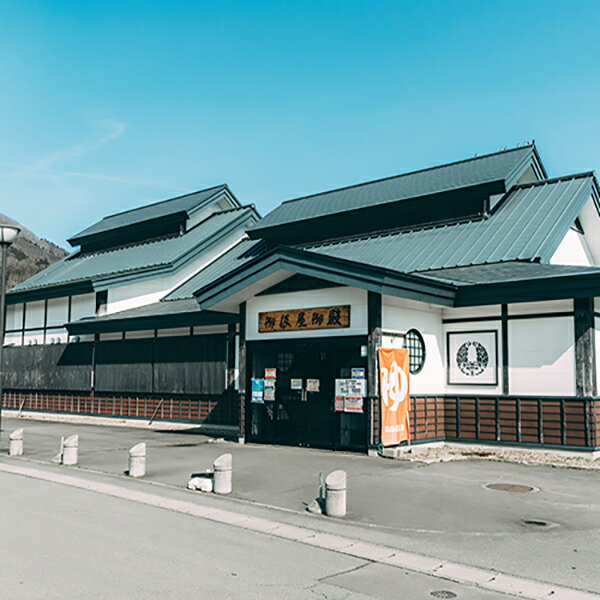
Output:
325,470,347,518
9,428,23,456
128,442,146,477
62,434,79,466
213,453,232,495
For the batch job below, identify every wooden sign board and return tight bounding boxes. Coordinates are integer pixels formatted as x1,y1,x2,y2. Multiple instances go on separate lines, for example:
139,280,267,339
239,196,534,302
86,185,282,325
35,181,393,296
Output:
258,305,350,333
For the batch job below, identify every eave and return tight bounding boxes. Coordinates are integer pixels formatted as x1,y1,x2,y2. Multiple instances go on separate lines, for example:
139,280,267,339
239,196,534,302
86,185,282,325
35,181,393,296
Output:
193,246,457,310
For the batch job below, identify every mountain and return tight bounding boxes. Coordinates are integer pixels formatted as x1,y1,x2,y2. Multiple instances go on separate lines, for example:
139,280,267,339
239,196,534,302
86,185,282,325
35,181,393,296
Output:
0,214,68,290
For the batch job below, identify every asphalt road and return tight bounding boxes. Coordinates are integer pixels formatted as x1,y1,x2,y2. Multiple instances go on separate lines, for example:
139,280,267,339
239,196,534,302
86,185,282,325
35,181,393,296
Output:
0,470,513,600
2,416,600,593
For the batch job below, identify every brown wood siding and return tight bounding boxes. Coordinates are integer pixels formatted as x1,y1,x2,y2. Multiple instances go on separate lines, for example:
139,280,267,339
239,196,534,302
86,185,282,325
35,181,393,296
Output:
2,389,239,427
402,396,599,450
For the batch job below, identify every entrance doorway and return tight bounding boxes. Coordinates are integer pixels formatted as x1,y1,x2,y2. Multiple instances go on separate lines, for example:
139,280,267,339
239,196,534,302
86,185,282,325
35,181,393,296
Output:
247,336,368,451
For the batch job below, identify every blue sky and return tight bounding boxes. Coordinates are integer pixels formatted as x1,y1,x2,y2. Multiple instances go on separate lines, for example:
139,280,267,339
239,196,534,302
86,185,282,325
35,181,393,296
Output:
1,0,599,247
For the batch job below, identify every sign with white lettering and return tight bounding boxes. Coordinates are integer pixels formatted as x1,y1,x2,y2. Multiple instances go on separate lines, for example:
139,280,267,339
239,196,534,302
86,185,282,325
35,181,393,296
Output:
259,306,350,333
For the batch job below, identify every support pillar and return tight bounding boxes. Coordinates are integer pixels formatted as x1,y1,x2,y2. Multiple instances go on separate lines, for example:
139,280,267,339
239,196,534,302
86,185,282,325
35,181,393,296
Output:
367,291,382,448
574,297,596,397
501,304,509,396
238,302,247,442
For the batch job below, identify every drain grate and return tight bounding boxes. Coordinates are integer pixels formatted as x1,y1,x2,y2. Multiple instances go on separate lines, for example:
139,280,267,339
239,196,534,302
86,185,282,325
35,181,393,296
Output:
431,592,458,599
485,483,536,494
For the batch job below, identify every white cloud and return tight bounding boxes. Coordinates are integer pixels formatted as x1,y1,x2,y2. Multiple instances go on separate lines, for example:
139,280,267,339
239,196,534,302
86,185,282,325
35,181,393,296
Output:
0,118,186,193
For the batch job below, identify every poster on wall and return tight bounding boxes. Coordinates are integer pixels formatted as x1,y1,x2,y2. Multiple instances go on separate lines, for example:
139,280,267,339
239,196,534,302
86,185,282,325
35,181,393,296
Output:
251,379,265,404
447,330,498,386
344,397,363,413
378,347,410,446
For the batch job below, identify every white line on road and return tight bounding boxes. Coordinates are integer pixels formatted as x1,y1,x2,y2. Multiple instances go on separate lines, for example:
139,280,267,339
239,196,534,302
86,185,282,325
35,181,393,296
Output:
0,461,597,600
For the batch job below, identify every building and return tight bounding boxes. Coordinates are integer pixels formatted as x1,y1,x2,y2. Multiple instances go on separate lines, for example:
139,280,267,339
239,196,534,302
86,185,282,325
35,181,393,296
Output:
4,143,600,452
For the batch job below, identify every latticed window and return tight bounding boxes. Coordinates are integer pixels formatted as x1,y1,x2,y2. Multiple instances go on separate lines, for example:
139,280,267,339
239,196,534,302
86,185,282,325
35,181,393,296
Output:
404,329,425,374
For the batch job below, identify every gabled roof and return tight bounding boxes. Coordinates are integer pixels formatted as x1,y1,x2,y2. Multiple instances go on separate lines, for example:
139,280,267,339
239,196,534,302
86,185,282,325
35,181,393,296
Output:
163,238,266,301
68,184,236,247
303,173,596,273
9,206,258,299
250,145,544,234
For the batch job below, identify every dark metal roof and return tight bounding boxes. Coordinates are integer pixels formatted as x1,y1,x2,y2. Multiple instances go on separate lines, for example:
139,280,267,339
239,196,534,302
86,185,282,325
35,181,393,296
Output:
303,174,595,273
251,145,542,232
66,299,237,334
68,184,233,246
163,238,266,301
10,206,258,294
422,262,600,285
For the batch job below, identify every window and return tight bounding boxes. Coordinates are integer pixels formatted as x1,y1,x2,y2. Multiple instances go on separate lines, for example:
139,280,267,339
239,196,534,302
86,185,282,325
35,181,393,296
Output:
404,329,425,374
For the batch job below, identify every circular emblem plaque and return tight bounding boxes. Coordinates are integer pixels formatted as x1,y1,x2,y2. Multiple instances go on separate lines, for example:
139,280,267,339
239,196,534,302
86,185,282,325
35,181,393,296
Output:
456,341,488,376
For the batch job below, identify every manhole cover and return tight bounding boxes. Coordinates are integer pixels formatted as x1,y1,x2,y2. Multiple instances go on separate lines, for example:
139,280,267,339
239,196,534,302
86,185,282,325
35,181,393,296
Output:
431,592,458,599
485,483,537,494
521,519,557,529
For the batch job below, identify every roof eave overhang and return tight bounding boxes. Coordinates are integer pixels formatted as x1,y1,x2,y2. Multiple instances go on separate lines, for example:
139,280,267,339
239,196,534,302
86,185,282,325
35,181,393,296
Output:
455,272,600,307
6,280,95,305
193,247,457,310
66,308,238,335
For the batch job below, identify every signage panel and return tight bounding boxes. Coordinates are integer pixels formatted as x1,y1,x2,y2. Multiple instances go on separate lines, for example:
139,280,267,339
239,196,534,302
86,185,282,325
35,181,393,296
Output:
258,305,350,333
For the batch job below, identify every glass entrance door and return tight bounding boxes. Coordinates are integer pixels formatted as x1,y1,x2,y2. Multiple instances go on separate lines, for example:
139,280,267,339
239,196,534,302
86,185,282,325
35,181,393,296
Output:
247,337,367,451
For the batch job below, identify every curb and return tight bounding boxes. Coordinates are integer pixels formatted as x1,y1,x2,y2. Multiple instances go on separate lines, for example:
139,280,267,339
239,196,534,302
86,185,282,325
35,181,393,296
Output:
0,461,597,600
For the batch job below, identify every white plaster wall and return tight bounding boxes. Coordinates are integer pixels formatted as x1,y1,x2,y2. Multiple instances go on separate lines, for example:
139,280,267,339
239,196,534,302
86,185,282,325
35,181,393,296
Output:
508,299,572,316
192,325,228,335
70,293,96,321
596,317,600,394
24,300,45,329
4,331,21,346
99,332,123,341
246,287,368,341
550,229,593,266
23,330,44,345
577,196,600,265
443,320,503,395
46,329,68,344
156,327,190,337
186,199,232,230
124,330,155,339
105,228,247,315
5,303,23,330
509,317,575,396
46,297,69,327
382,296,444,394
442,305,501,320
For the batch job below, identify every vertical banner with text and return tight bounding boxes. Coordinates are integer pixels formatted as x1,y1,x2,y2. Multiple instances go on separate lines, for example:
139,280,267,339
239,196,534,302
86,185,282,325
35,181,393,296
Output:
378,348,410,446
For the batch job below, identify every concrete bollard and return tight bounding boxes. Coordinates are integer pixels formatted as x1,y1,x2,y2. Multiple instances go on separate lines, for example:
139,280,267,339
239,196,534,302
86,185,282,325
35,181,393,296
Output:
325,470,347,518
62,434,79,466
128,442,146,477
9,428,24,456
213,453,232,495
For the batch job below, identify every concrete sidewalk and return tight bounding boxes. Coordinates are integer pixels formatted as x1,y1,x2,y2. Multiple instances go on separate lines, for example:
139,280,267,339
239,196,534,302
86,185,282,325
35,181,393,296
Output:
2,415,600,594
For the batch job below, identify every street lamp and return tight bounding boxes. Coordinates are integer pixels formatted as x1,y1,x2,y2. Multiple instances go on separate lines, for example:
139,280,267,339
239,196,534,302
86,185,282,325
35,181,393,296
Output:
0,224,20,435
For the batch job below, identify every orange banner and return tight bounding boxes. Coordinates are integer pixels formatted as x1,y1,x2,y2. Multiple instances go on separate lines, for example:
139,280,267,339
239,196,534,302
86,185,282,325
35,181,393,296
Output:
379,348,410,446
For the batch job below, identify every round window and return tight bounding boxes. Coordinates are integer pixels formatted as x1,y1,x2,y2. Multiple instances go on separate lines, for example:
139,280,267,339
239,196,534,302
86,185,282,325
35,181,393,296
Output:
404,329,425,374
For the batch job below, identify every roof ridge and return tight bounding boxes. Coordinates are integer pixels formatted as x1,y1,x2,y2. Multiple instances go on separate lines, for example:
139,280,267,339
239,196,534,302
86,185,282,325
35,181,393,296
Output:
512,171,595,190
98,184,227,221
275,145,535,208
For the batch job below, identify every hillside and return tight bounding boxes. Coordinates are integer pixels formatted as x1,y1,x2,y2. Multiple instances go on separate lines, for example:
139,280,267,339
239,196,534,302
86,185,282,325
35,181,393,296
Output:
0,214,68,290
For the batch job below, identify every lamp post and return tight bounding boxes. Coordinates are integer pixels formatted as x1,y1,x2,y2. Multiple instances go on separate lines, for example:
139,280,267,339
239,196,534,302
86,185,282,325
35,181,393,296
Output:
0,224,20,435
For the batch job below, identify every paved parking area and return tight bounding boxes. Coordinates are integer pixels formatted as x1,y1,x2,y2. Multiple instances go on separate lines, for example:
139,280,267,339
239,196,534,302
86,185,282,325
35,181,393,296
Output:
2,415,600,593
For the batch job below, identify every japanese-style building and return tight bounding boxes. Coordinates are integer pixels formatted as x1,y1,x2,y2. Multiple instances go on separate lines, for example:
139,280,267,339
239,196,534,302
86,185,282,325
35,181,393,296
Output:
5,143,600,453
